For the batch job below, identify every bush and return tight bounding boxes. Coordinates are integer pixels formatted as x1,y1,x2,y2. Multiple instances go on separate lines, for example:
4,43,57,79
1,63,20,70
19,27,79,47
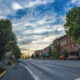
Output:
7,60,13,65
62,49,69,57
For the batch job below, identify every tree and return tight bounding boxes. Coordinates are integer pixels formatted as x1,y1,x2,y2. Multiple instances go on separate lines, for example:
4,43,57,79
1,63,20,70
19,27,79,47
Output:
62,49,69,57
32,54,34,59
51,48,58,58
64,7,80,43
36,53,39,58
11,44,21,59
0,19,17,60
49,47,52,56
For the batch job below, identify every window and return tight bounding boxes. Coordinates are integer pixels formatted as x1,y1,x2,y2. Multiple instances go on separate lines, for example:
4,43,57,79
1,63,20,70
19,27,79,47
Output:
72,44,74,49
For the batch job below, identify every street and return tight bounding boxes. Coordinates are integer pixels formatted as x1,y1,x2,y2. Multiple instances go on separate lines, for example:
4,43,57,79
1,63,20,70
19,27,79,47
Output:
1,59,80,80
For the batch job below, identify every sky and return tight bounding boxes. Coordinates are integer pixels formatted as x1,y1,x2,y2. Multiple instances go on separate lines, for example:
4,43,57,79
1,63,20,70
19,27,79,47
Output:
0,0,80,55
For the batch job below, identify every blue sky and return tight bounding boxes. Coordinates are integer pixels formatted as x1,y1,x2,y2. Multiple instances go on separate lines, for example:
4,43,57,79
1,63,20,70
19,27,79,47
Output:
0,0,80,54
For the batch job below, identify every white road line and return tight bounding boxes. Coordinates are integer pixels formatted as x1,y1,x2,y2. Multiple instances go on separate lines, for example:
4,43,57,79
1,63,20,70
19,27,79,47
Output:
75,78,80,80
20,64,40,80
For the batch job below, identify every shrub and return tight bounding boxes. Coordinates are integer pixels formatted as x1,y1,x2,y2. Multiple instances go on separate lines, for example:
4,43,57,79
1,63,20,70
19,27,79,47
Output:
62,49,69,57
7,60,12,65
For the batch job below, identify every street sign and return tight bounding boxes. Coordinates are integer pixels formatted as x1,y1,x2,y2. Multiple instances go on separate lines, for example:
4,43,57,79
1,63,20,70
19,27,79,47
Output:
45,53,49,57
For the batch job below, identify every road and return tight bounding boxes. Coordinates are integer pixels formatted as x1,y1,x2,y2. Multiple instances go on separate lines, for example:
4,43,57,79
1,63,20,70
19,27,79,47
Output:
1,59,80,80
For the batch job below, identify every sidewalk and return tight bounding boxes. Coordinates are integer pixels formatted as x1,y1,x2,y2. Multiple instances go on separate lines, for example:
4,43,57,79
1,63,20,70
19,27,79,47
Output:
0,61,13,78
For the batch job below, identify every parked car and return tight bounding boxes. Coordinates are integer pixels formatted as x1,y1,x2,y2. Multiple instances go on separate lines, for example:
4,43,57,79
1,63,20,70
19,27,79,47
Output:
59,56,64,60
18,58,22,63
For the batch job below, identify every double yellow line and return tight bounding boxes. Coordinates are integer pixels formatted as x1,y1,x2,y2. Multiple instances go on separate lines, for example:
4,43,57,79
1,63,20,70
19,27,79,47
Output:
0,71,7,78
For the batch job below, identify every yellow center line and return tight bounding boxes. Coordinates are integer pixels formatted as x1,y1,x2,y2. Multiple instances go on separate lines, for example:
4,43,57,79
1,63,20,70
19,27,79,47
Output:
0,71,7,78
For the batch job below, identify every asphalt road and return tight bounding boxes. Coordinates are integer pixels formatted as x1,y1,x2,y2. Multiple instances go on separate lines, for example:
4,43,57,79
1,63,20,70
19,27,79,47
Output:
0,63,34,80
1,59,80,80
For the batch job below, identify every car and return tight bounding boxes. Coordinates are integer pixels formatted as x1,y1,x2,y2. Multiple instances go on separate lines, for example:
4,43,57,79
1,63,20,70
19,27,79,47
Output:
18,58,22,62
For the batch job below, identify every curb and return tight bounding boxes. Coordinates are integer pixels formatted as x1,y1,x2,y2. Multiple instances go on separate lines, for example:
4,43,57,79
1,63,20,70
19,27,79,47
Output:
0,71,7,78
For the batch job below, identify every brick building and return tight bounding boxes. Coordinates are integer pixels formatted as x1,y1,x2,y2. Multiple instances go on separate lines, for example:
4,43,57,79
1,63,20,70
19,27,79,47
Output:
53,38,61,54
49,43,54,51
42,47,49,55
60,35,80,57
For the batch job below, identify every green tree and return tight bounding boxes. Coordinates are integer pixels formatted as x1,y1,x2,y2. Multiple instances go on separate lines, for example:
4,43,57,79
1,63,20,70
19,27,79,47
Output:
32,54,34,59
64,7,80,43
36,53,39,58
0,19,17,60
51,48,58,57
49,47,52,56
11,44,21,59
62,49,69,57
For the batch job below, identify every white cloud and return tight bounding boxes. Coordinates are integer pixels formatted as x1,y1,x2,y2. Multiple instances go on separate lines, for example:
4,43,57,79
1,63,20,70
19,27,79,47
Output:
0,0,54,16
70,0,80,6
19,31,65,51
12,2,23,10
12,10,65,52
0,0,67,54
71,0,79,4
25,0,54,8
0,16,6,19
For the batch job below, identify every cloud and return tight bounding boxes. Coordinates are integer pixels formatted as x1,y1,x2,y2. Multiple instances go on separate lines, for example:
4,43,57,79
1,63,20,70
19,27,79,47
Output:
65,0,80,12
72,0,80,6
19,30,65,51
0,0,54,18
0,16,6,19
1,0,77,54
71,0,80,5
11,3,66,52
25,0,54,8
12,2,23,10
16,23,65,51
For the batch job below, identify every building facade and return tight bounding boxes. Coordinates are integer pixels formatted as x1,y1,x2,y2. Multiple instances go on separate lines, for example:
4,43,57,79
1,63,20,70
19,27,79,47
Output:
53,38,61,54
60,35,80,57
34,50,42,58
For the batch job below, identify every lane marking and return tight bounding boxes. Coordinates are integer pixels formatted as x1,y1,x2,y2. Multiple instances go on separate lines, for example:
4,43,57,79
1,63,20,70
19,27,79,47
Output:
75,78,80,80
0,71,7,78
20,64,40,80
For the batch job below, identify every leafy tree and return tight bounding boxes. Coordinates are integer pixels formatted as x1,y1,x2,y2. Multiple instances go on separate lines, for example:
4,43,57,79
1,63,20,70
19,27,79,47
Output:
64,7,80,43
62,49,69,57
0,19,17,60
36,53,39,58
32,54,34,59
11,44,21,59
49,47,52,56
51,48,58,57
